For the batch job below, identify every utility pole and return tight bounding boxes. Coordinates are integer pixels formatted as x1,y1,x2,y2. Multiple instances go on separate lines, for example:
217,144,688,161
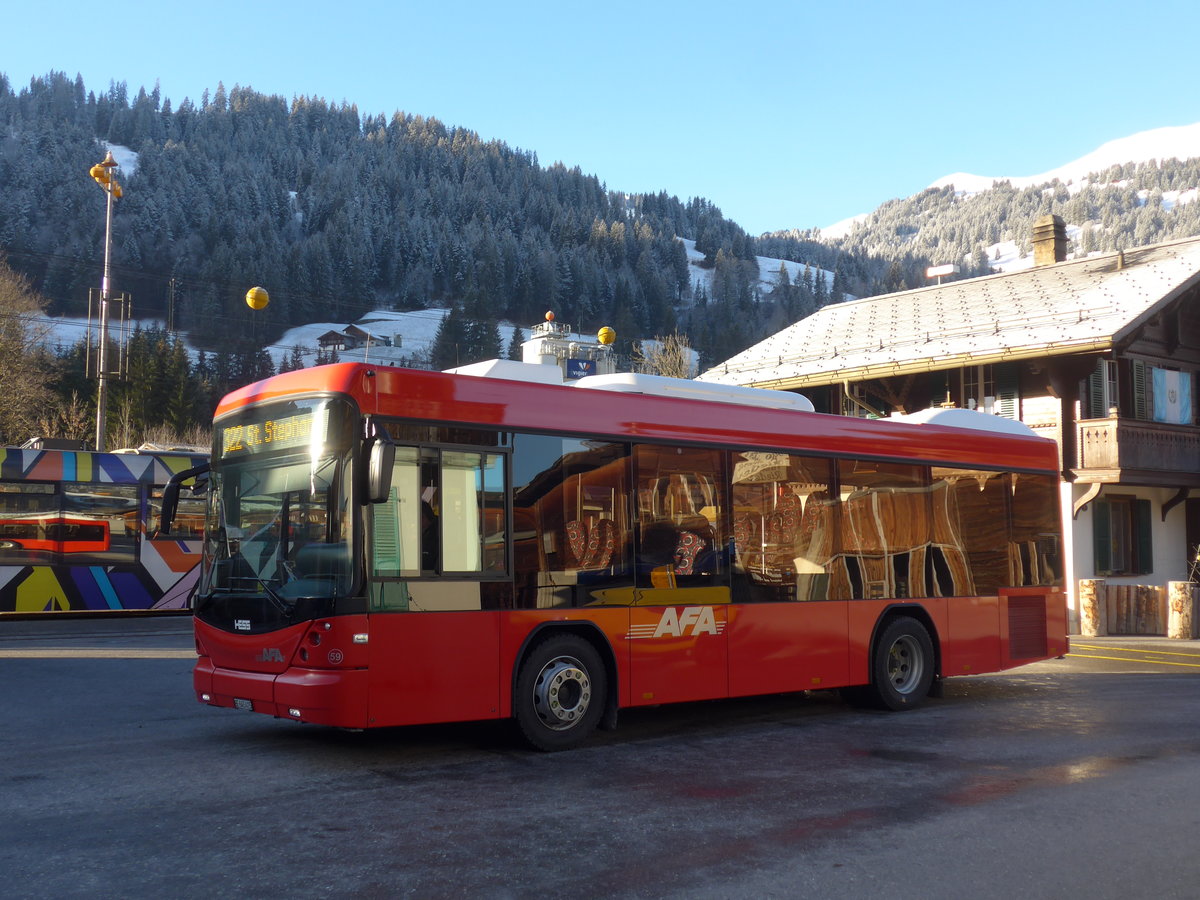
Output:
89,150,122,451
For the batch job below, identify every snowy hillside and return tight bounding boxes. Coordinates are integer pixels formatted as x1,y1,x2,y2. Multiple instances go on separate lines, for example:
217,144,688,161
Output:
929,123,1200,194
679,238,835,299
43,309,530,371
821,123,1200,240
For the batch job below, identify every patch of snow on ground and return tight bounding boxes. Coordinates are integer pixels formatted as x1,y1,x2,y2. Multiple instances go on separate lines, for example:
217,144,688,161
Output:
679,238,836,304
982,241,1031,273
43,308,532,371
818,214,868,240
101,143,138,177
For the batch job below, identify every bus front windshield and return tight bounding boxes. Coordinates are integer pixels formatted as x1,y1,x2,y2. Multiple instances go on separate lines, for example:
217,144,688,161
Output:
199,397,356,620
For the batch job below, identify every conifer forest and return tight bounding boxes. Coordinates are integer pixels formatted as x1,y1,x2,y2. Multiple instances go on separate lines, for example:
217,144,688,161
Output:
3,72,1200,447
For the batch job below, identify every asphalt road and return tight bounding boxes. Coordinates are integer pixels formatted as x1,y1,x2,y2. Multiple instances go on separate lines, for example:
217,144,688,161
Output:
2,618,1200,899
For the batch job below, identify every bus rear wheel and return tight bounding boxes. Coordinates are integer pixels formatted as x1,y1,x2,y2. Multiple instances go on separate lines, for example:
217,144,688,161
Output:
515,634,607,752
848,616,935,711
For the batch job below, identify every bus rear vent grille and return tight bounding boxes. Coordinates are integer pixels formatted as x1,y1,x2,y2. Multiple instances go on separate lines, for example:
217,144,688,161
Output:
1007,595,1048,660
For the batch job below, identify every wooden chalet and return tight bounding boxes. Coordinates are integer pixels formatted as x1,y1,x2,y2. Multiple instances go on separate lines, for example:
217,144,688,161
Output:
700,218,1200,634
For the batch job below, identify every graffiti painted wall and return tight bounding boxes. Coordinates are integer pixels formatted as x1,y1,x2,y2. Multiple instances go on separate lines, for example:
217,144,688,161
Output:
0,448,206,614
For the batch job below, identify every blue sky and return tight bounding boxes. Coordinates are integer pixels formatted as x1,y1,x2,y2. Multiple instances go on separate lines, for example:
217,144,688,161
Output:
8,0,1200,234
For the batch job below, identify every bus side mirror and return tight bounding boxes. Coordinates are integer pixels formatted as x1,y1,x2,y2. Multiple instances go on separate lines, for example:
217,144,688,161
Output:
159,463,210,536
366,435,395,503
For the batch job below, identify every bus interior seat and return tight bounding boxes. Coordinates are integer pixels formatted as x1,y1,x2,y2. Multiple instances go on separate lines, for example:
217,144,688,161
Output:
565,518,617,570
674,515,714,574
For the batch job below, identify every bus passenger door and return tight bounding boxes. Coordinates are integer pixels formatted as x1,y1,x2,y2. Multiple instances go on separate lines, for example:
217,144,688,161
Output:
627,445,731,705
365,445,505,727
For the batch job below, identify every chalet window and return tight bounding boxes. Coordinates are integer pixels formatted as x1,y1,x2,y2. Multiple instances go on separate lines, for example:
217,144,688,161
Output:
960,363,1018,419
1112,360,1195,424
1082,359,1118,419
1082,359,1192,424
993,363,1019,419
1093,495,1152,576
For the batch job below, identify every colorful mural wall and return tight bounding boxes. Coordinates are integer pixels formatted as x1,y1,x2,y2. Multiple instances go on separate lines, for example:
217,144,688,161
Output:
0,448,206,614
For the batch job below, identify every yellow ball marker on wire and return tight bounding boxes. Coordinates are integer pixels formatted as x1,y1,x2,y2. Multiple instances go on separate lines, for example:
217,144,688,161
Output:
245,286,269,310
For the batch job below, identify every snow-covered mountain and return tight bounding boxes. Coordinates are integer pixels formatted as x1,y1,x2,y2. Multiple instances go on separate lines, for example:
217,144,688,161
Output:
821,123,1200,239
929,123,1200,194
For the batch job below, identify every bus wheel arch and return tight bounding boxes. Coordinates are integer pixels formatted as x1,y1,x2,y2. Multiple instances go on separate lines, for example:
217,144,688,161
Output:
512,625,616,751
844,608,939,711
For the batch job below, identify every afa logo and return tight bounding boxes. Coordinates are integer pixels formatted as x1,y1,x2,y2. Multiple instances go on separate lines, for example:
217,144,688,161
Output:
628,606,725,640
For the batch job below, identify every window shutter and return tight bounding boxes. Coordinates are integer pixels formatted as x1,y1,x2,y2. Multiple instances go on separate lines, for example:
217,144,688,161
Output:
1135,498,1153,575
371,488,402,575
1093,500,1112,575
1084,360,1106,419
1131,360,1149,421
995,363,1019,419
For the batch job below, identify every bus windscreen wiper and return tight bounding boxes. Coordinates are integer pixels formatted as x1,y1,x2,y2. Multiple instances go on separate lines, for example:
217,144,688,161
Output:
255,576,295,620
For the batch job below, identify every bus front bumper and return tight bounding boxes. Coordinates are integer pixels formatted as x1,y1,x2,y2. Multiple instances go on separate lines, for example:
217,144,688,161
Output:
194,656,370,728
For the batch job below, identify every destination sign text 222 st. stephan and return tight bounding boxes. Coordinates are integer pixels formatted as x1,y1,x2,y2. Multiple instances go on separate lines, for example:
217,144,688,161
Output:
221,412,314,457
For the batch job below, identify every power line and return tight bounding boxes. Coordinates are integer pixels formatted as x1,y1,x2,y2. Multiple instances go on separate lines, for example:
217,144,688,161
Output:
0,244,428,324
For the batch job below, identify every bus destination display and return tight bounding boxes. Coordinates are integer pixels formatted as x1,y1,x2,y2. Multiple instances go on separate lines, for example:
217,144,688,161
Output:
221,411,314,458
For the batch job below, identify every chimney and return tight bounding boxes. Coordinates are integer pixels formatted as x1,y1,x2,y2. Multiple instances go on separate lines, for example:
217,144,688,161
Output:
1032,214,1067,266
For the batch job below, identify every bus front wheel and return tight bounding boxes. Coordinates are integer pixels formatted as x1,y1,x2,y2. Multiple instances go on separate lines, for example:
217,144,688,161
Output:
515,634,607,752
847,616,935,711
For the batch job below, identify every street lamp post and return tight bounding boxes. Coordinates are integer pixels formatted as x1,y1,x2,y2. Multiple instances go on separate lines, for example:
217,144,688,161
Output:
89,151,122,451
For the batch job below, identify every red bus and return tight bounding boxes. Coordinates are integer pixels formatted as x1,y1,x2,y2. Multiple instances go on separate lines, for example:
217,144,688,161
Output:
179,361,1067,750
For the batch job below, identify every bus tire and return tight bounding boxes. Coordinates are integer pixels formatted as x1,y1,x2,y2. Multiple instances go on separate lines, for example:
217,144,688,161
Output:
515,634,607,752
860,616,935,711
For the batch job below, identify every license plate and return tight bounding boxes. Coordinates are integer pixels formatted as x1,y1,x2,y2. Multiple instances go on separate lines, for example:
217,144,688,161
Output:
234,698,253,711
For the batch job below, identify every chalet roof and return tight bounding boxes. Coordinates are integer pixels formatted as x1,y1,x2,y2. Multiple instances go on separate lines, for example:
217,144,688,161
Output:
698,236,1200,389
343,323,389,342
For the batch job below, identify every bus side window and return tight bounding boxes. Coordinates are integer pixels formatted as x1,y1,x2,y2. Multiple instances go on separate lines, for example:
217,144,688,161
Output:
509,434,632,609
633,445,727,593
0,482,58,561
372,446,507,581
149,486,206,539
438,450,506,575
63,483,138,563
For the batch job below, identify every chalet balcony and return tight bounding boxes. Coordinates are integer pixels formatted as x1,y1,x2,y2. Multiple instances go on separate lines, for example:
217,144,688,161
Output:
1071,417,1200,486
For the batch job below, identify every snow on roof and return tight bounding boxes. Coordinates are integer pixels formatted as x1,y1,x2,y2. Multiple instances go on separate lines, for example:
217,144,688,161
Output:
886,407,1038,437
573,373,814,411
699,236,1200,390
444,359,564,384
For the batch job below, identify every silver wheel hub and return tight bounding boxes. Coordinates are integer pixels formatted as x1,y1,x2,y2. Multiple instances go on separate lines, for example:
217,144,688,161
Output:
887,635,924,694
532,655,592,731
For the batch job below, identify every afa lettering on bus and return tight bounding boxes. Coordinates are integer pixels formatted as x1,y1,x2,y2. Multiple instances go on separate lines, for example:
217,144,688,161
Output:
627,606,726,640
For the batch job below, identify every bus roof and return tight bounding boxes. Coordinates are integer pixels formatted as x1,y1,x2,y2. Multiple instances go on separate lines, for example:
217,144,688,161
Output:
216,363,1059,472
